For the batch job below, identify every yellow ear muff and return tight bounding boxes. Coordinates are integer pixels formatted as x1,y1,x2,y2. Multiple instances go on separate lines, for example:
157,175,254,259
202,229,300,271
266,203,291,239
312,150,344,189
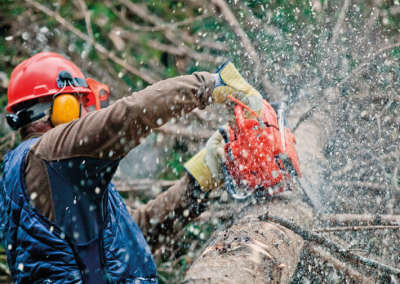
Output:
50,94,80,127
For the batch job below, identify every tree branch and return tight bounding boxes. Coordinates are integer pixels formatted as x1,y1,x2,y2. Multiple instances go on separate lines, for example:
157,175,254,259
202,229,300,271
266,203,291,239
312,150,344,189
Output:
106,0,211,32
211,0,276,99
292,107,316,132
181,33,229,52
104,0,157,31
25,0,158,84
337,41,400,88
118,0,162,26
259,213,400,277
307,245,375,284
314,225,399,233
330,0,351,48
294,39,400,131
76,0,93,40
114,29,225,64
321,214,400,227
333,181,389,192
116,0,223,65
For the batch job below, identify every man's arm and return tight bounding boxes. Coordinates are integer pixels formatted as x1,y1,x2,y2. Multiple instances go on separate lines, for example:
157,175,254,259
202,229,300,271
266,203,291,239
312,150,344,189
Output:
128,173,208,253
30,72,215,161
25,72,214,222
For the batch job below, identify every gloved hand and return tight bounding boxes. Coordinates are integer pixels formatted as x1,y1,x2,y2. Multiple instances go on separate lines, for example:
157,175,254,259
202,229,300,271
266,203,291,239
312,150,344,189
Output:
212,60,263,120
184,127,228,192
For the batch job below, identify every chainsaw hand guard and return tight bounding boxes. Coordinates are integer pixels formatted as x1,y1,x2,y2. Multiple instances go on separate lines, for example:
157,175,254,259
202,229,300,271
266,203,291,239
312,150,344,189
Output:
221,99,302,200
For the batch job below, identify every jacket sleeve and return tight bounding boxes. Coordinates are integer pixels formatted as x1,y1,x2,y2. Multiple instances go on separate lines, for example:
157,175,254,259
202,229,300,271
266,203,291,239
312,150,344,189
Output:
128,173,208,253
29,72,215,161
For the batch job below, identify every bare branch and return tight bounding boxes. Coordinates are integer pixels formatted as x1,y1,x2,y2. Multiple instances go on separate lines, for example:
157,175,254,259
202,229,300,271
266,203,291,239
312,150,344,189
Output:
333,181,389,192
0,132,12,145
233,0,262,30
114,1,224,65
337,41,400,88
0,141,12,152
321,214,400,226
118,0,162,26
292,107,316,132
296,39,400,131
181,33,229,52
170,13,213,28
116,29,225,64
76,0,93,40
104,0,168,32
25,0,158,84
106,1,210,32
55,0,62,15
259,213,400,276
307,245,375,284
211,0,276,99
314,225,399,233
104,0,156,31
330,0,351,47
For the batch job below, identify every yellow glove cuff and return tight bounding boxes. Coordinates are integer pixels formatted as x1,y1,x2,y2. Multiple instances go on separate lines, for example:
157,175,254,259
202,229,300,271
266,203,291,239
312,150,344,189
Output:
184,148,223,192
220,62,251,93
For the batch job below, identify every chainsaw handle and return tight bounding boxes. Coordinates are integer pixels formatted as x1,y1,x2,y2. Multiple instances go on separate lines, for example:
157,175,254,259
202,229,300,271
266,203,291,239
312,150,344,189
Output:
234,105,246,129
232,100,265,130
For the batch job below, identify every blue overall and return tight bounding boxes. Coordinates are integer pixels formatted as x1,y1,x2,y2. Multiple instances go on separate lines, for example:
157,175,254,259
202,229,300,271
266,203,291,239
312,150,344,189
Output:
0,138,158,283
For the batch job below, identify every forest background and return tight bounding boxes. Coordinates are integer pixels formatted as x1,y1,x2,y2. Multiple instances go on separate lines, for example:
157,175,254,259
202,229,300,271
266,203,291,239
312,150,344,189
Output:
1,0,400,283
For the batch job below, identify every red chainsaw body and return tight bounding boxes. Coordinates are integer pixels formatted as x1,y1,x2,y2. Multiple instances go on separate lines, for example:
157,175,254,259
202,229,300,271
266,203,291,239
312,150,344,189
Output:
224,100,302,196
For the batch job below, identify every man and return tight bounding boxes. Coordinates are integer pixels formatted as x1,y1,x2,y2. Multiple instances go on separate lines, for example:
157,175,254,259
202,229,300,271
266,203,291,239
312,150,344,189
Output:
0,52,263,283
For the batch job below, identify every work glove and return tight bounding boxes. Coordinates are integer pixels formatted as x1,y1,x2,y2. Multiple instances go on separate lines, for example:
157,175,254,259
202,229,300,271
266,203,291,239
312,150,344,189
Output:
212,60,263,121
184,126,228,192
185,61,264,192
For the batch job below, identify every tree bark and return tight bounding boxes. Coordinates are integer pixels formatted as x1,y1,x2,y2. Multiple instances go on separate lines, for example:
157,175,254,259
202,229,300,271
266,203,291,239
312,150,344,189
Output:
182,191,314,283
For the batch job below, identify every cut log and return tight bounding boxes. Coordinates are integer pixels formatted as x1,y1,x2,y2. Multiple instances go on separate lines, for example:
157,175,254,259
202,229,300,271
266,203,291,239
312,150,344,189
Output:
182,192,314,284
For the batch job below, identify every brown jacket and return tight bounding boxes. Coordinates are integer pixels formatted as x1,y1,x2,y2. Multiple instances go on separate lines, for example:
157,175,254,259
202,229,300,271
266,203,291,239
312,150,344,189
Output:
24,72,215,252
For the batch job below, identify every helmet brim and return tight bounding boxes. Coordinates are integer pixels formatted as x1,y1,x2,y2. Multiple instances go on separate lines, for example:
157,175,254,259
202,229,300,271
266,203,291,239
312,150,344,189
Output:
6,86,92,113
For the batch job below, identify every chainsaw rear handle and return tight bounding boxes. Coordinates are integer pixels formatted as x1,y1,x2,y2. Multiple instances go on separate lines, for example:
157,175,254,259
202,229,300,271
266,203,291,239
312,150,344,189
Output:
218,127,254,202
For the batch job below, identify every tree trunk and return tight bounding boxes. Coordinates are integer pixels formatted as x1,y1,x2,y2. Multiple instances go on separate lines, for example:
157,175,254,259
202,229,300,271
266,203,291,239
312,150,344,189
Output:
182,191,314,284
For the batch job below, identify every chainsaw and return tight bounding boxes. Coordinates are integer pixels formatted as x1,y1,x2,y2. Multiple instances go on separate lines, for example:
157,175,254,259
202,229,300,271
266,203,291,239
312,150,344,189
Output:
218,96,302,202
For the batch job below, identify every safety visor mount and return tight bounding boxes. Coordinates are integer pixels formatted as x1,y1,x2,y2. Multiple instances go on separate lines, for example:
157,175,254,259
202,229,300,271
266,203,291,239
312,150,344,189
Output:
57,70,89,88
85,78,110,112
55,72,110,112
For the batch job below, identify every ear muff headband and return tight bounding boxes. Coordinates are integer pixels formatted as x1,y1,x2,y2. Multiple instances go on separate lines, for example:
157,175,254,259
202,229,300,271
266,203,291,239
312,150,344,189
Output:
48,79,110,127
50,94,80,127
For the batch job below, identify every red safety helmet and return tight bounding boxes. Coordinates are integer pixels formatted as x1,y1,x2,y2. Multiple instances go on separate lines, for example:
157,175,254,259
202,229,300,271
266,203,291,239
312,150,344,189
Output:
7,52,93,113
6,52,109,130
